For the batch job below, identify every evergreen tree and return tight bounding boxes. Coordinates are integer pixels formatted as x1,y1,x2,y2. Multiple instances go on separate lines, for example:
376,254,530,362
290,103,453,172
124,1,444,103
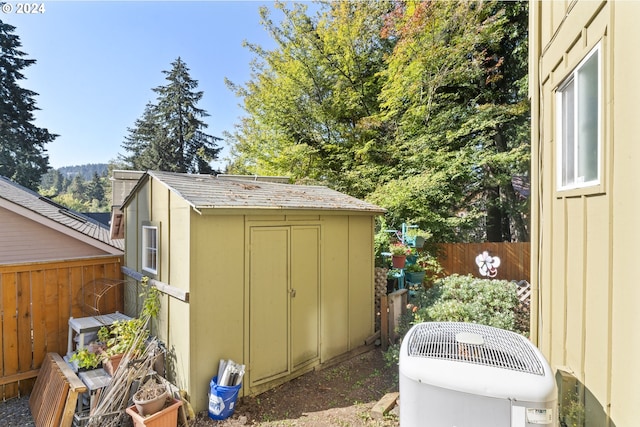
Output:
86,171,105,202
0,19,56,190
120,58,221,173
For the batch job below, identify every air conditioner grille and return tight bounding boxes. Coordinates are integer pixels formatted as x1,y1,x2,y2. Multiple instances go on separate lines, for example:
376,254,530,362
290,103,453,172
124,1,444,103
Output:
406,322,544,375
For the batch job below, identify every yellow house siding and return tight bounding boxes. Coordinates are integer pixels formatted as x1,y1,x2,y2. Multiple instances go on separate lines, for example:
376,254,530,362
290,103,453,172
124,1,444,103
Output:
609,2,640,424
582,195,609,409
531,0,640,425
320,216,349,361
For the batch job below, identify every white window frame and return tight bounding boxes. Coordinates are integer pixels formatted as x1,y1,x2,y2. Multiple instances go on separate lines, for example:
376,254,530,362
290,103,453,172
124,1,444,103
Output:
556,43,602,191
142,224,159,275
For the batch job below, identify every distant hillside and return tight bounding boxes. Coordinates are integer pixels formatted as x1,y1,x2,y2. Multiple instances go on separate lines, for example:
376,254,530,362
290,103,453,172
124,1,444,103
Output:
58,163,109,180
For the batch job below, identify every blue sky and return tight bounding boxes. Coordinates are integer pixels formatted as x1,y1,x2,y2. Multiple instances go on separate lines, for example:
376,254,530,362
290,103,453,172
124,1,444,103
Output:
2,1,295,170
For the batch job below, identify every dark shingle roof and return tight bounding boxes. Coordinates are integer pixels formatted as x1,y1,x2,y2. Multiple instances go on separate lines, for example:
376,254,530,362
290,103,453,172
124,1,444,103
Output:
0,176,124,250
128,171,385,213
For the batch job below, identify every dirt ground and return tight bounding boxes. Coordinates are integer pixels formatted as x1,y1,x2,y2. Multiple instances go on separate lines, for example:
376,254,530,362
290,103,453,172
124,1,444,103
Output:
191,349,399,427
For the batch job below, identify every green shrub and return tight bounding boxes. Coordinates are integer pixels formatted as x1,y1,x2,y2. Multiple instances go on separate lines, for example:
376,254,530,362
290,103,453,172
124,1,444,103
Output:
384,274,522,366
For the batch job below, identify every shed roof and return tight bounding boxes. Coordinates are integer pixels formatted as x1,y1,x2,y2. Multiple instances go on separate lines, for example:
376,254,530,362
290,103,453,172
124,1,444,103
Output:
125,171,385,213
0,176,124,251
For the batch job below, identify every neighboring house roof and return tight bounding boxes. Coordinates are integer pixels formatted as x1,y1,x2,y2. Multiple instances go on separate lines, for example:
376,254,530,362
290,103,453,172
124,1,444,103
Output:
83,212,111,227
0,175,124,251
123,171,386,213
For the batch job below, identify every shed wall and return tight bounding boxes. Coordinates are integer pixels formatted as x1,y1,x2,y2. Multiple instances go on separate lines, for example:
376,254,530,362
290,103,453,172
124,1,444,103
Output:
531,1,640,425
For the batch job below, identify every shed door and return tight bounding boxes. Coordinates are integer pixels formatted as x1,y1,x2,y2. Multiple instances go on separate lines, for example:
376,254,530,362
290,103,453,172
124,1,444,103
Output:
249,225,320,386
249,227,290,384
291,226,320,370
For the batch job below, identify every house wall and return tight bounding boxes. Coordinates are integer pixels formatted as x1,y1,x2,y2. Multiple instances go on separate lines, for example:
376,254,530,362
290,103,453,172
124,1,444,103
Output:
530,1,640,425
0,207,109,263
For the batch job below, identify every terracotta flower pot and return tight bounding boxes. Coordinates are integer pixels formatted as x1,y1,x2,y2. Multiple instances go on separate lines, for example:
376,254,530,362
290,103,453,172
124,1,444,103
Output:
127,398,182,427
392,255,406,268
103,353,123,376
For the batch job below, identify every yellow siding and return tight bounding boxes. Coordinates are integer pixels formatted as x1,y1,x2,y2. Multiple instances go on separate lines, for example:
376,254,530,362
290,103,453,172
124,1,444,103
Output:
190,214,245,411
609,2,640,424
321,217,350,361
348,216,374,349
531,0,640,425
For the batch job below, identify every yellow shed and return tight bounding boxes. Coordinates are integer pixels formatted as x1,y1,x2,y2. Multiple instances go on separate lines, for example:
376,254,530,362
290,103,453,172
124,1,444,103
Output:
120,171,385,412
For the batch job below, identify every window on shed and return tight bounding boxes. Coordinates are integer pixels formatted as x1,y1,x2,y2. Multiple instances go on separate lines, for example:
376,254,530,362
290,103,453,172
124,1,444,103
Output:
142,225,158,275
556,43,601,190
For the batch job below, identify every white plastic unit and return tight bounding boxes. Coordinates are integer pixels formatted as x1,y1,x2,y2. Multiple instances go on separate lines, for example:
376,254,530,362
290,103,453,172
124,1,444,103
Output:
399,322,556,427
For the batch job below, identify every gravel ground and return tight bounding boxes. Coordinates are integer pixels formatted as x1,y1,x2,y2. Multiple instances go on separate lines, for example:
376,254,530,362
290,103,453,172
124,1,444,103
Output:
0,395,34,427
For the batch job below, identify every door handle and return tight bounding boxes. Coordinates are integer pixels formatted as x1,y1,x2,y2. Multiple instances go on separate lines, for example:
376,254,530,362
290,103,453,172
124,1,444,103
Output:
290,289,296,298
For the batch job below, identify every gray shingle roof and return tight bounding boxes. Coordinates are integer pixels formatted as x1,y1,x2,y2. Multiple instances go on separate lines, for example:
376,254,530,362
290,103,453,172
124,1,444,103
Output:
133,171,385,213
0,176,124,250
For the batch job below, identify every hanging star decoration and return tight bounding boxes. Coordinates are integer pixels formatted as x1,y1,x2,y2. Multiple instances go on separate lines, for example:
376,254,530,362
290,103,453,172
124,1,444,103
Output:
475,251,501,277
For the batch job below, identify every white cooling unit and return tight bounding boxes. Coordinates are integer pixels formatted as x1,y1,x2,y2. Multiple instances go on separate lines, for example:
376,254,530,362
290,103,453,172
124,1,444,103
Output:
399,322,556,427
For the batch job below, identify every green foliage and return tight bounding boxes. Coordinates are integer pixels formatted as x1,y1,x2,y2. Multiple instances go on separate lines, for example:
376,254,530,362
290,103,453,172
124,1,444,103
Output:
39,164,111,212
70,347,101,370
389,242,411,256
561,392,585,427
0,20,57,190
374,219,392,267
227,0,530,242
225,1,395,198
414,275,518,330
384,274,521,366
404,262,424,273
120,58,221,173
97,276,160,359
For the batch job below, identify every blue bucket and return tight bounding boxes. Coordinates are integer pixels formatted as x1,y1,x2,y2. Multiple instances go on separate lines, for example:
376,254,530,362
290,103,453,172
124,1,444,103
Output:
208,376,242,420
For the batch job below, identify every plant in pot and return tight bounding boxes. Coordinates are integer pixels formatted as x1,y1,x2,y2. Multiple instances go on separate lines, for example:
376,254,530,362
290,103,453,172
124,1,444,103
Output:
127,375,183,427
132,376,170,416
404,228,432,249
98,317,148,376
98,276,160,376
404,262,426,285
390,243,411,268
70,346,102,371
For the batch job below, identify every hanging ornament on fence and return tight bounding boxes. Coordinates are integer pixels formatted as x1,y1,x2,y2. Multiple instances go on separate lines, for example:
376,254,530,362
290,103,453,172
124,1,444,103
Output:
475,251,501,277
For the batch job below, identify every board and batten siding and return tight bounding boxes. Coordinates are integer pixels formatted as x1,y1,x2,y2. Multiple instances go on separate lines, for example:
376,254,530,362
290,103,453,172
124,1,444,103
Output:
531,1,640,425
0,207,109,263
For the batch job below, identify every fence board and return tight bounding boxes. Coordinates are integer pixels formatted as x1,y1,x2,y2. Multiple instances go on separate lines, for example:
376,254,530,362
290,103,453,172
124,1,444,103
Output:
435,242,530,282
44,269,60,355
2,272,19,399
0,255,123,400
32,270,46,369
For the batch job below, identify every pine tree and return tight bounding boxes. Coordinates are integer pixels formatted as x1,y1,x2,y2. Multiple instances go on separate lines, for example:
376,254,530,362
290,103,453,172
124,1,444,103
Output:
0,19,56,190
120,58,221,173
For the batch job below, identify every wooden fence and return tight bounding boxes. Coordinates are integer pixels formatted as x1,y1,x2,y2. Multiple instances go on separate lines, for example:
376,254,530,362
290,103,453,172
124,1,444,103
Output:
0,255,124,400
434,242,530,282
